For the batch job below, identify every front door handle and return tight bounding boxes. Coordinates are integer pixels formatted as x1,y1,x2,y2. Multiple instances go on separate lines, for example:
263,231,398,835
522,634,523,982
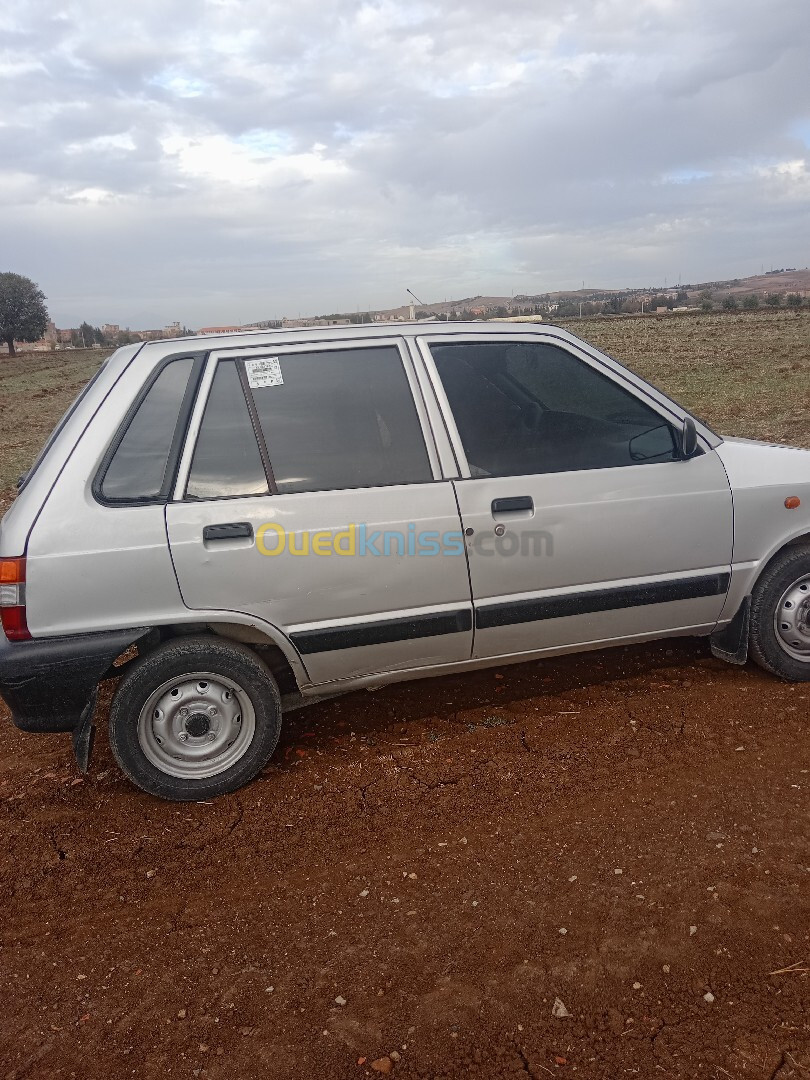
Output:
202,522,254,542
491,496,533,514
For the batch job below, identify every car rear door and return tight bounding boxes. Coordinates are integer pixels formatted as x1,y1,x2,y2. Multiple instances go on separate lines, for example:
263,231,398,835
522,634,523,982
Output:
417,333,733,660
165,339,473,685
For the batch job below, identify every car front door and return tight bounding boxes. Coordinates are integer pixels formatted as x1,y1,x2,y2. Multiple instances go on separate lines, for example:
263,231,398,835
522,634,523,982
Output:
166,339,473,685
417,333,733,661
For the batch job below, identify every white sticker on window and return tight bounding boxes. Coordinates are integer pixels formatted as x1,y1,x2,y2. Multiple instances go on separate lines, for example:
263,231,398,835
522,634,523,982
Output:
245,357,283,388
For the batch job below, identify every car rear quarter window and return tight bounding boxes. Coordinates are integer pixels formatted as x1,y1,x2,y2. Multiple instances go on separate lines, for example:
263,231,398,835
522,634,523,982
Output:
186,361,268,500
99,357,195,501
247,345,432,494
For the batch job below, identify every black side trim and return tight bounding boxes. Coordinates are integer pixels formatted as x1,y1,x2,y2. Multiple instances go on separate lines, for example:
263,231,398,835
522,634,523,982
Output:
476,573,730,630
291,609,472,654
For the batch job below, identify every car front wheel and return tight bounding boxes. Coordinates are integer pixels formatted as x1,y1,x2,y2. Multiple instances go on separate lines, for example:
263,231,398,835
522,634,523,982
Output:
749,545,810,681
109,635,282,800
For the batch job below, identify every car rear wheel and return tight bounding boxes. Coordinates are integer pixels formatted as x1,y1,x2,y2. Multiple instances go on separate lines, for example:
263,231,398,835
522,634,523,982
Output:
109,635,282,800
749,545,810,681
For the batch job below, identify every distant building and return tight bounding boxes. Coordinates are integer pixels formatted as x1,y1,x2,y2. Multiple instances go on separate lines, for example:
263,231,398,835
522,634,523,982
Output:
102,324,120,338
281,318,350,328
12,340,54,353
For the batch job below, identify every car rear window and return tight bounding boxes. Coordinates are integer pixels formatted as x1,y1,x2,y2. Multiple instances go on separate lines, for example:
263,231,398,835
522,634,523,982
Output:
98,358,196,501
247,345,432,494
186,361,268,500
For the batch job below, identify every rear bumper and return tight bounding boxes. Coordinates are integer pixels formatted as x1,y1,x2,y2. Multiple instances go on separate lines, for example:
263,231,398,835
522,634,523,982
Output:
0,627,149,732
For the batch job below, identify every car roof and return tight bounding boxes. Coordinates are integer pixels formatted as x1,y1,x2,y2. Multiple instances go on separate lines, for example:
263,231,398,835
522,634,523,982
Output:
138,320,569,358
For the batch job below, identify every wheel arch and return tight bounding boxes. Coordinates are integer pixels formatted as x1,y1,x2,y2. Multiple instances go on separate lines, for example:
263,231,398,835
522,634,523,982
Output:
782,529,810,551
751,531,810,590
712,533,810,667
746,538,810,679
126,619,309,699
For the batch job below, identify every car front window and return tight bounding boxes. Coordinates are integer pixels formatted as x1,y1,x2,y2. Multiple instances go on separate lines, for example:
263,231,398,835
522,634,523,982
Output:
430,340,678,477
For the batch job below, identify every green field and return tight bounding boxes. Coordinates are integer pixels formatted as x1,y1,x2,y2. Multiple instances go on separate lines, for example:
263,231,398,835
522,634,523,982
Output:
1,310,808,495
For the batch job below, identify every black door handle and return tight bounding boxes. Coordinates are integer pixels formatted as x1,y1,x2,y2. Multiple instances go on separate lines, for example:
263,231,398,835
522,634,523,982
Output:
203,522,254,542
491,496,533,514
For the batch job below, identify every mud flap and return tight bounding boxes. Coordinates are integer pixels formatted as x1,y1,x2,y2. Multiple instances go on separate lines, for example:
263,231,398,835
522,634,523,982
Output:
710,596,751,666
72,686,98,773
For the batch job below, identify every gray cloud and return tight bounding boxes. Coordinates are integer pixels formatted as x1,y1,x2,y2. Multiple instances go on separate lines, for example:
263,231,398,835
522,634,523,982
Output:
1,0,808,327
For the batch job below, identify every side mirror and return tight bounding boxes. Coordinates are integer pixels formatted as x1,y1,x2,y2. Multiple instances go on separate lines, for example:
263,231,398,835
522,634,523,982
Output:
678,416,698,459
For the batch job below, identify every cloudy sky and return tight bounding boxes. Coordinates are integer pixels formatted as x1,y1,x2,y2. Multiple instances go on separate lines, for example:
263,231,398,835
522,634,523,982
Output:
2,0,809,329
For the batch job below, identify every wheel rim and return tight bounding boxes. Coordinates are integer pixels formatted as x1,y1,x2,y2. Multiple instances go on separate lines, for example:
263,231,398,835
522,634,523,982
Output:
774,574,810,662
137,671,256,780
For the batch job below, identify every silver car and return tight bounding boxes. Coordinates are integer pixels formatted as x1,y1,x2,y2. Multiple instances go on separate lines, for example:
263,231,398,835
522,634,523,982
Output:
1,323,808,800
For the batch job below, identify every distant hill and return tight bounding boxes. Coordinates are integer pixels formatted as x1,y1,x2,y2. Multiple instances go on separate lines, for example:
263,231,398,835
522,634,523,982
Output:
278,268,808,325
705,268,810,295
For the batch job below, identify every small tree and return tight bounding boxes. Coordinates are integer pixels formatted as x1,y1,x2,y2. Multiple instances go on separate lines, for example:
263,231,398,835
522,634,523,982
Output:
766,293,782,308
722,295,738,310
742,294,759,310
0,272,49,355
78,321,95,347
786,293,804,308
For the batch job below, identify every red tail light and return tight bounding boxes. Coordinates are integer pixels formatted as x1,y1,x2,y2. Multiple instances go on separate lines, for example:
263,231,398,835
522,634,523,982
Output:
0,557,31,641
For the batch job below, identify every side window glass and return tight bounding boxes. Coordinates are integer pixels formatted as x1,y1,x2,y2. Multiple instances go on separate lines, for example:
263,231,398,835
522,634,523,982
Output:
430,341,677,478
100,358,194,501
186,362,268,500
249,346,432,494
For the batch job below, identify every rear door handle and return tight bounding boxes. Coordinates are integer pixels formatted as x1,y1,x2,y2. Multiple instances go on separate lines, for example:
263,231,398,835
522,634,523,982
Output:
491,496,533,514
202,522,254,542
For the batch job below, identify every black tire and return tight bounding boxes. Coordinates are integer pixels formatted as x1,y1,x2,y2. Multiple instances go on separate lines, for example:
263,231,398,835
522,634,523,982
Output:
108,635,282,800
749,545,810,681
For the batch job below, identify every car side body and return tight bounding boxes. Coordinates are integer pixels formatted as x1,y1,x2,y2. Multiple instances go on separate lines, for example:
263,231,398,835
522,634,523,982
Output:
1,321,808,797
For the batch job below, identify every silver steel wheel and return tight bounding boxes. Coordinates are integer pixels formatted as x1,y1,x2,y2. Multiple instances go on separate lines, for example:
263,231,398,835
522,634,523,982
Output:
774,574,810,662
137,671,256,780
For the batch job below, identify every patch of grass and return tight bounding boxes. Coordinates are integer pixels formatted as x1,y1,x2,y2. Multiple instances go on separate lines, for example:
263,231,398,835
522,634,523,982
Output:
0,348,114,492
559,309,810,447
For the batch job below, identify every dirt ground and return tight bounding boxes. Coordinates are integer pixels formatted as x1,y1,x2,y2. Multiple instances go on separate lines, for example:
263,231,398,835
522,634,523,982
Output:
1,639,808,1079
1,313,809,1077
